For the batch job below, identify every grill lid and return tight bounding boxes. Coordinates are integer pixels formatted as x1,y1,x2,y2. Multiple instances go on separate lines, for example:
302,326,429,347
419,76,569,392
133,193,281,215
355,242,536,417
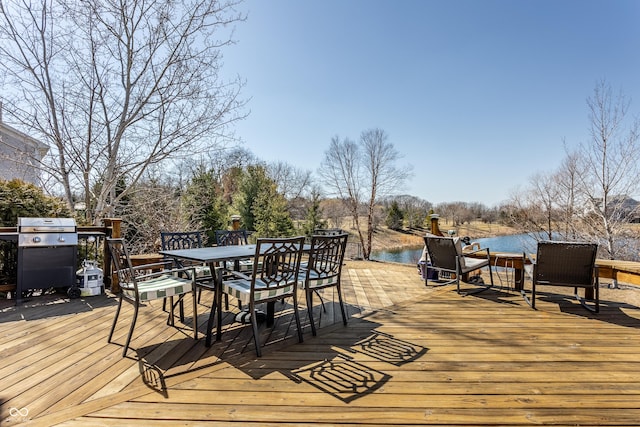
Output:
18,217,77,233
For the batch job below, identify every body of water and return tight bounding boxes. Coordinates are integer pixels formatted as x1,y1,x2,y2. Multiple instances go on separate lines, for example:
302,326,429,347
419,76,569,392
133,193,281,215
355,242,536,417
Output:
372,234,539,265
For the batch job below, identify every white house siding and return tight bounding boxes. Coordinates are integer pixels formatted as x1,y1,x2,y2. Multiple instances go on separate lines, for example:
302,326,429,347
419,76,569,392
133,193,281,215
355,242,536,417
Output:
0,120,49,185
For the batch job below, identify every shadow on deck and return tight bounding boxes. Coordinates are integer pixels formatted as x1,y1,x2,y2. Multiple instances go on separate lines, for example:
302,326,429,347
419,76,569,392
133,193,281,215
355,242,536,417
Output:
2,260,640,426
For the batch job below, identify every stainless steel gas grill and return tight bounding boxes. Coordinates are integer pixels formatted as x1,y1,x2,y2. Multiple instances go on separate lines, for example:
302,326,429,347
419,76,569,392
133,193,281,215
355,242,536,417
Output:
16,217,78,303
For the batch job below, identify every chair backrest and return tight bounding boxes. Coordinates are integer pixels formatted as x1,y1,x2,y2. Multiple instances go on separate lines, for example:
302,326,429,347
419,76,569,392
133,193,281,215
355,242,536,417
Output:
423,235,462,271
106,237,136,287
160,231,204,250
251,236,305,299
306,233,348,283
313,228,344,236
215,229,249,246
534,241,598,287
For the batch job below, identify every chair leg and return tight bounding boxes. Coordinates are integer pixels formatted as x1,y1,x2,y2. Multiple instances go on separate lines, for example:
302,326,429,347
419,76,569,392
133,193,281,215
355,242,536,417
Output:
532,284,536,309
122,301,140,357
306,288,317,336
336,284,348,326
192,287,198,340
488,264,494,286
573,285,600,313
249,302,262,357
314,289,327,312
292,291,303,344
108,294,124,343
167,296,175,326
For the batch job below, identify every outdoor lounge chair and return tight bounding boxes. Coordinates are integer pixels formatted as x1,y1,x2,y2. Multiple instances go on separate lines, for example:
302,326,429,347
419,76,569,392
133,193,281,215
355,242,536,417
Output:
522,240,599,313
423,234,494,295
106,237,197,357
299,232,349,336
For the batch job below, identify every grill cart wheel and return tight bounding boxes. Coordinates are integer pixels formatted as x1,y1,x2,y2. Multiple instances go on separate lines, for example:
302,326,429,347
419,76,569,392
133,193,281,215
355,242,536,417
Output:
67,286,81,299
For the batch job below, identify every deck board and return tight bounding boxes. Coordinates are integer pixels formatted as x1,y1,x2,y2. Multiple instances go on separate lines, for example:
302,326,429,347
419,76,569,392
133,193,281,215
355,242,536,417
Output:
2,260,640,426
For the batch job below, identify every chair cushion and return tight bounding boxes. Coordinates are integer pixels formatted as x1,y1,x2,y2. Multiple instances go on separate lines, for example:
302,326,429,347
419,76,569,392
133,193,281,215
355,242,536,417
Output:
460,256,488,273
193,265,211,278
237,260,254,272
222,278,295,304
298,270,339,289
122,274,193,302
222,260,255,273
453,237,466,268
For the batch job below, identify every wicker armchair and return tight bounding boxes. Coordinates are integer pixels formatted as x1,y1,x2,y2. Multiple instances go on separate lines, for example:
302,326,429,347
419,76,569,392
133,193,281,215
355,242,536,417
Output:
423,235,494,295
523,241,599,313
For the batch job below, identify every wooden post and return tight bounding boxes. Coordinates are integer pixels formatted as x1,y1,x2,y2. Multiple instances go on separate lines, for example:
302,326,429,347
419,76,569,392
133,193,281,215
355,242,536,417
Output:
430,214,444,236
102,218,122,293
231,215,241,231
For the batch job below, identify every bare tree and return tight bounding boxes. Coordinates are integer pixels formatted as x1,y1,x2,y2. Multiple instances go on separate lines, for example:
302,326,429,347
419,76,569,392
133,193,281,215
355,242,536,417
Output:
266,160,312,220
506,82,640,261
320,198,348,229
555,148,581,239
319,128,411,259
0,0,247,224
575,81,640,259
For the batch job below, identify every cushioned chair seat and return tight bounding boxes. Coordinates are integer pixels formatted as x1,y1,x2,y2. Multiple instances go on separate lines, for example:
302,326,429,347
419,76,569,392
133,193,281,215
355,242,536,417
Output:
299,270,339,289
121,274,194,302
222,278,296,303
194,265,212,278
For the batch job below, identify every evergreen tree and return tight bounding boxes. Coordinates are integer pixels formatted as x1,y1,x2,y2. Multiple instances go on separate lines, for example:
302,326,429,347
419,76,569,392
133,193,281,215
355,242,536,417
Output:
237,165,271,232
253,180,295,237
0,179,70,226
386,201,404,230
182,167,229,242
302,188,326,236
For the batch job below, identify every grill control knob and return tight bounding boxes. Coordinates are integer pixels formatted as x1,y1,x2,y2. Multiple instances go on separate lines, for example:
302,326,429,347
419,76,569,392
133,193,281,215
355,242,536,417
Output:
32,236,41,243
58,237,65,243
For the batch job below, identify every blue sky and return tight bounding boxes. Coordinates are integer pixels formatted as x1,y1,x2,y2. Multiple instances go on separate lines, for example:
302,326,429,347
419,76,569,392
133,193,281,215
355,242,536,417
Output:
221,0,640,207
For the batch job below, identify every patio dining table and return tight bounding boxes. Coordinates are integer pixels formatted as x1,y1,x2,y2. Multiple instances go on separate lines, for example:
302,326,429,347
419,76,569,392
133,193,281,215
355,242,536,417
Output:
159,243,309,346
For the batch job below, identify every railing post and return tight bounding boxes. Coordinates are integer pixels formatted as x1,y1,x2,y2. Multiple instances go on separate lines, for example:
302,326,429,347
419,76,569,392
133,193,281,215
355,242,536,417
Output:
102,218,122,293
430,214,444,236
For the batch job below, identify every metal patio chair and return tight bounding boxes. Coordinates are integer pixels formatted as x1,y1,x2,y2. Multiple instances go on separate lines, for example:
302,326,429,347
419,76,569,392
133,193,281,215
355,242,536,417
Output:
160,230,218,307
215,229,253,274
217,236,305,357
299,232,349,336
106,237,197,357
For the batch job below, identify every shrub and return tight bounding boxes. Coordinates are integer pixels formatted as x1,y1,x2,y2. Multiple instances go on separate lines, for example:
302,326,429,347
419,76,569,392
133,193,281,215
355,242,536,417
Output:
0,179,71,226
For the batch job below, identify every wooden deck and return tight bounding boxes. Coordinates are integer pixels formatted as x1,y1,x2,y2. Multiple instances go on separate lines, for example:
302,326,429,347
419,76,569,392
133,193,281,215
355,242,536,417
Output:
2,260,640,426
